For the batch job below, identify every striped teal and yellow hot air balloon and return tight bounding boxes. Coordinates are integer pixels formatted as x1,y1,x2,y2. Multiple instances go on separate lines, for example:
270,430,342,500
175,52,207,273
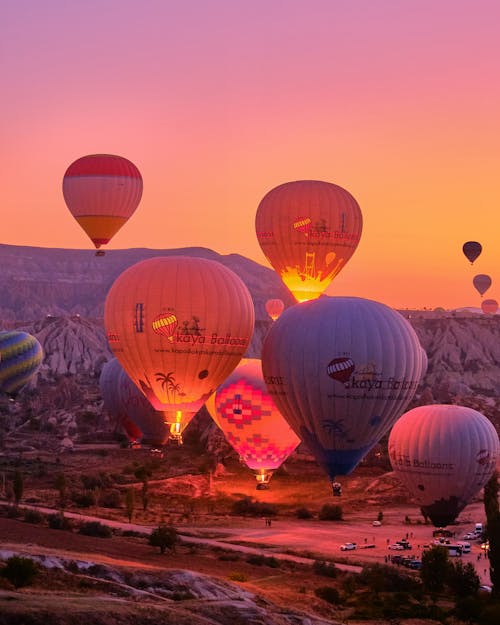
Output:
0,331,43,399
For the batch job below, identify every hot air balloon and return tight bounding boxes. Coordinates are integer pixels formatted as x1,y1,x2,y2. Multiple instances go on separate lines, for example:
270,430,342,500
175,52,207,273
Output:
462,241,482,264
481,299,498,315
100,358,143,444
104,256,254,444
265,299,285,321
388,404,500,527
214,359,300,488
255,180,362,303
473,274,492,297
63,154,143,255
0,331,43,399
261,296,424,494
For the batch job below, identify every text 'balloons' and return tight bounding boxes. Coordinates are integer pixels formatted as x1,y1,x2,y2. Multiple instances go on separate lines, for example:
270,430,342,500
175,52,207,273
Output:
255,180,362,303
262,296,424,492
388,404,500,527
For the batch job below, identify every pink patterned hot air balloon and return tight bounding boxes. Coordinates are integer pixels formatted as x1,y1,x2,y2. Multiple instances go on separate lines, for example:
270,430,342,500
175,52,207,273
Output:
481,299,498,315
265,299,285,321
215,359,300,488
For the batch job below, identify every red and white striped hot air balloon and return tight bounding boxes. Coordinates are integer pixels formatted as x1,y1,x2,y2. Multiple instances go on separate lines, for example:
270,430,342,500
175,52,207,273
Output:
63,154,143,254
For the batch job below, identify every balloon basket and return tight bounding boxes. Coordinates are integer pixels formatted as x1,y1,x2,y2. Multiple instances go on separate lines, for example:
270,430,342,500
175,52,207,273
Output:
332,481,342,497
255,469,273,488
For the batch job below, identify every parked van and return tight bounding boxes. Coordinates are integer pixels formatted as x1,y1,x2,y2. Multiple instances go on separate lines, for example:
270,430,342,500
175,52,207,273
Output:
456,541,471,554
475,523,483,534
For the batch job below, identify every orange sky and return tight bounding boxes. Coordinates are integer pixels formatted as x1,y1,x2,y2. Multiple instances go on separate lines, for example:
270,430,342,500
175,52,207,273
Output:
3,1,499,309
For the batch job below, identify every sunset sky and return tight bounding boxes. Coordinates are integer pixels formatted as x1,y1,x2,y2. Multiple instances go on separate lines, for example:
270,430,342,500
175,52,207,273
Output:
3,1,499,309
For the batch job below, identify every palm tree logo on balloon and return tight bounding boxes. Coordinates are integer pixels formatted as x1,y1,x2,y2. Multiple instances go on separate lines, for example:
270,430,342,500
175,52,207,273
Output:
155,371,186,403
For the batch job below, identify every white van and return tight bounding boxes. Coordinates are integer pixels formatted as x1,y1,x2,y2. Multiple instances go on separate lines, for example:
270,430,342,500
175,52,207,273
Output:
456,541,471,554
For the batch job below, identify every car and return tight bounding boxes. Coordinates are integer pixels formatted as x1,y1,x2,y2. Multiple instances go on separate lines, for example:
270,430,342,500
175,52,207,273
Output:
340,542,357,551
408,559,422,570
479,585,492,594
372,520,382,526
463,532,476,540
388,544,405,550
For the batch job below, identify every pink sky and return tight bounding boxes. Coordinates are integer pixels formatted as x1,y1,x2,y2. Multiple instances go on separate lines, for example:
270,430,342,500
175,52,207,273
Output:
3,1,500,309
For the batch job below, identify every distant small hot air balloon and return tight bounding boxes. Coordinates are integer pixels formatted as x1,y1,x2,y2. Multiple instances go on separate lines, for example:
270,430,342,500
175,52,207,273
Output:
104,256,255,443
462,241,482,264
265,299,285,321
255,180,362,302
262,296,424,494
215,359,300,488
0,331,43,399
389,404,500,527
473,274,492,297
63,154,143,255
481,299,498,315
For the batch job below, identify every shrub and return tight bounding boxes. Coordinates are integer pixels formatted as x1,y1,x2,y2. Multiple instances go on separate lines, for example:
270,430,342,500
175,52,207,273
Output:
23,509,44,524
313,560,338,578
295,507,313,519
99,489,122,508
228,572,247,582
318,504,343,521
6,506,22,519
71,490,95,508
218,553,240,562
1,556,38,588
246,554,280,568
78,521,112,538
48,513,73,531
149,524,178,554
231,496,277,517
314,586,341,604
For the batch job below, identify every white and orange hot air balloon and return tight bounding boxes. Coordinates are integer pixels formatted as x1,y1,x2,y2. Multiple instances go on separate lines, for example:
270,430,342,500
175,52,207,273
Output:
255,180,362,302
265,298,285,321
215,359,300,488
63,154,143,255
104,256,255,443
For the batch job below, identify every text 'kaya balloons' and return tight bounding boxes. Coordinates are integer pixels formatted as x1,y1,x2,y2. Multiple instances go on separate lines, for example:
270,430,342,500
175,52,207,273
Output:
104,256,255,442
262,297,424,492
462,241,482,265
0,331,43,399
255,181,362,303
482,299,498,315
215,359,300,488
473,274,492,297
388,404,500,527
63,154,143,253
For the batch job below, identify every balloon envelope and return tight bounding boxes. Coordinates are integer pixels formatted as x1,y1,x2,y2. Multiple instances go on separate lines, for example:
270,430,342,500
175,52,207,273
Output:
0,331,43,398
63,154,143,250
481,299,498,315
215,359,300,485
104,256,255,437
100,358,143,443
265,299,285,321
388,404,500,527
462,241,482,264
255,180,362,302
473,274,492,297
262,297,424,485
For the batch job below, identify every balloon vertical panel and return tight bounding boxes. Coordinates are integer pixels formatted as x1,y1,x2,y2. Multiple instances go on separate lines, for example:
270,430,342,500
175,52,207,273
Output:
104,256,255,414
262,296,424,481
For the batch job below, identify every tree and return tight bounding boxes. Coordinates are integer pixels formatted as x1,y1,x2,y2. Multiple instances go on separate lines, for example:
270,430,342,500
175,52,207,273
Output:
12,471,23,506
125,487,135,523
446,559,480,597
484,470,500,596
2,556,38,588
421,546,450,593
149,524,178,554
54,472,67,509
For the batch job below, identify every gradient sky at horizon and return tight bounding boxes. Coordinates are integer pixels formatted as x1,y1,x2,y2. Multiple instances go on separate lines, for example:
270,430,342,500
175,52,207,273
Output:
3,1,499,309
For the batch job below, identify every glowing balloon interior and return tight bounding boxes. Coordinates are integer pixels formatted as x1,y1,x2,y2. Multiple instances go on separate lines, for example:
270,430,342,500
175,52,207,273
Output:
262,296,424,492
389,404,500,527
255,180,362,302
215,359,300,487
